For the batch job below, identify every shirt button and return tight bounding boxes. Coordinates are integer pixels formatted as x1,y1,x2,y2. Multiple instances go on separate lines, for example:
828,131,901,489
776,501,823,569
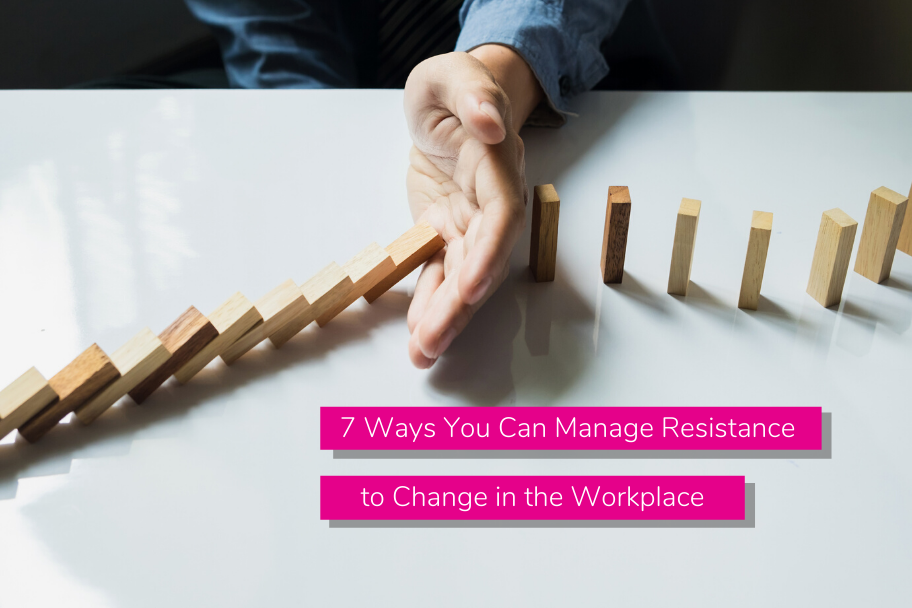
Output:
559,75,571,97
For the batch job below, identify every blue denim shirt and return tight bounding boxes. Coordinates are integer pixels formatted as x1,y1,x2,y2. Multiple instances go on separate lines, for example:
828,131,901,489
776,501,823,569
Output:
185,0,630,125
456,0,630,125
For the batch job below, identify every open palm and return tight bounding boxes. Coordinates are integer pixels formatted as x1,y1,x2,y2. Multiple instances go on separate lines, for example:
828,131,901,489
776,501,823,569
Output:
403,53,528,368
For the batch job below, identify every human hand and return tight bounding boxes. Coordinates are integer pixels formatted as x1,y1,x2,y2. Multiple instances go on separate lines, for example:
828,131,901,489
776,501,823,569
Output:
403,50,539,369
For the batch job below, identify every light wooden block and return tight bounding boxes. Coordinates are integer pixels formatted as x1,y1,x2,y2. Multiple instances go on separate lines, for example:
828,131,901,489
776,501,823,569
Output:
667,198,702,296
75,328,171,424
364,221,445,303
529,184,560,282
738,211,773,310
19,344,120,442
221,280,309,364
806,208,858,308
853,186,908,283
270,263,355,347
128,306,218,404
897,182,912,256
0,368,58,441
317,243,395,326
174,293,263,383
600,186,631,284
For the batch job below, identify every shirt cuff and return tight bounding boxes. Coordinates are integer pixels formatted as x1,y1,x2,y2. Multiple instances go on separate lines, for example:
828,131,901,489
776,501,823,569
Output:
455,4,611,127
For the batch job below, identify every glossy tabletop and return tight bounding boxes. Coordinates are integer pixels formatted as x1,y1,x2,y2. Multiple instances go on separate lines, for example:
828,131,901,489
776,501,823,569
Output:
0,90,910,606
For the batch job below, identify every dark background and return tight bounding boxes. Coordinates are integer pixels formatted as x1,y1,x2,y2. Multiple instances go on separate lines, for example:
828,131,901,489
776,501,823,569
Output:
2,0,911,90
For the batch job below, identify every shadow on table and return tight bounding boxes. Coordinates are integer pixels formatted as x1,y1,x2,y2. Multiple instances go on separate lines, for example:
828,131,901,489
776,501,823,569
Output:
883,274,912,294
0,294,410,500
429,259,596,407
606,271,671,317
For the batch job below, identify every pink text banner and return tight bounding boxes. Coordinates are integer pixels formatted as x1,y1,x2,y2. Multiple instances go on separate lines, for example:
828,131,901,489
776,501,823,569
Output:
321,475,747,521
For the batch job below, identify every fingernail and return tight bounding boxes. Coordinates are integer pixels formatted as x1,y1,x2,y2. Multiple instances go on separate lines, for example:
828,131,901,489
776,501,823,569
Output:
479,101,505,130
434,328,458,358
468,276,492,304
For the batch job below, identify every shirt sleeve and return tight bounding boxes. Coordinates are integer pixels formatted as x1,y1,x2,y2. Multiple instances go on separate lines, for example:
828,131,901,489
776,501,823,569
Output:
455,0,632,126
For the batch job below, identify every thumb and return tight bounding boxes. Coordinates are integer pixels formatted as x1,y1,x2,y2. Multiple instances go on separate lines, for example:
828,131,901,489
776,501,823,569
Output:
454,80,508,145
406,52,509,145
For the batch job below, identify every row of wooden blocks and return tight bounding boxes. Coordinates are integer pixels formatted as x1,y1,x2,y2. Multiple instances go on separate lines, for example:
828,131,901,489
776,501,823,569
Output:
0,222,445,444
528,183,912,309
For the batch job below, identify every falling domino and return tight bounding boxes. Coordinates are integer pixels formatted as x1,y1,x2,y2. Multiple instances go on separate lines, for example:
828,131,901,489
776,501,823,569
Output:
667,198,702,296
317,243,395,326
853,186,908,283
174,293,263,383
806,208,858,308
897,182,912,256
19,344,120,442
0,368,59,441
268,263,354,348
221,280,310,364
75,328,171,424
738,211,773,310
364,221,445,303
600,186,631,284
128,307,218,404
529,184,560,282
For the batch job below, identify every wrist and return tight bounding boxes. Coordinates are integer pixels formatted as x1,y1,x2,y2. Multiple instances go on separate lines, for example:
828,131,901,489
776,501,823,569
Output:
469,44,543,132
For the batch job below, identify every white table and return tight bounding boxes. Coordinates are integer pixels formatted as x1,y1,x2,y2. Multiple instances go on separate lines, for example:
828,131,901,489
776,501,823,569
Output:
0,90,910,607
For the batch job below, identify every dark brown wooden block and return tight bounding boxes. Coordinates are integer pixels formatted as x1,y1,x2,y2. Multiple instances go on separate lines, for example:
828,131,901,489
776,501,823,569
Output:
529,184,560,282
19,344,120,442
601,186,631,284
128,306,218,404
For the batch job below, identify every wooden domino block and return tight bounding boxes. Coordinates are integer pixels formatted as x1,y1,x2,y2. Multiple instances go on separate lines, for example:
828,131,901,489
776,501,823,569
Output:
600,186,631,284
221,280,309,364
174,293,263,383
270,263,355,347
75,328,171,424
0,368,58,441
738,211,773,310
19,344,120,442
128,306,218,404
806,208,858,308
317,243,395,326
529,184,560,282
364,221,445,303
854,186,908,283
897,182,912,256
667,198,702,296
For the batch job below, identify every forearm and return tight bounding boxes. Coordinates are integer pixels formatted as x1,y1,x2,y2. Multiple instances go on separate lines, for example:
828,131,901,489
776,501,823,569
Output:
469,44,543,132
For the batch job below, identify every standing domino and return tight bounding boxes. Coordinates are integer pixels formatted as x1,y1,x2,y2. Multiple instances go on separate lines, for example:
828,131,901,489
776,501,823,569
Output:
738,211,773,310
806,208,858,308
853,186,908,283
529,184,560,282
600,186,631,284
667,198,702,296
898,182,912,256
